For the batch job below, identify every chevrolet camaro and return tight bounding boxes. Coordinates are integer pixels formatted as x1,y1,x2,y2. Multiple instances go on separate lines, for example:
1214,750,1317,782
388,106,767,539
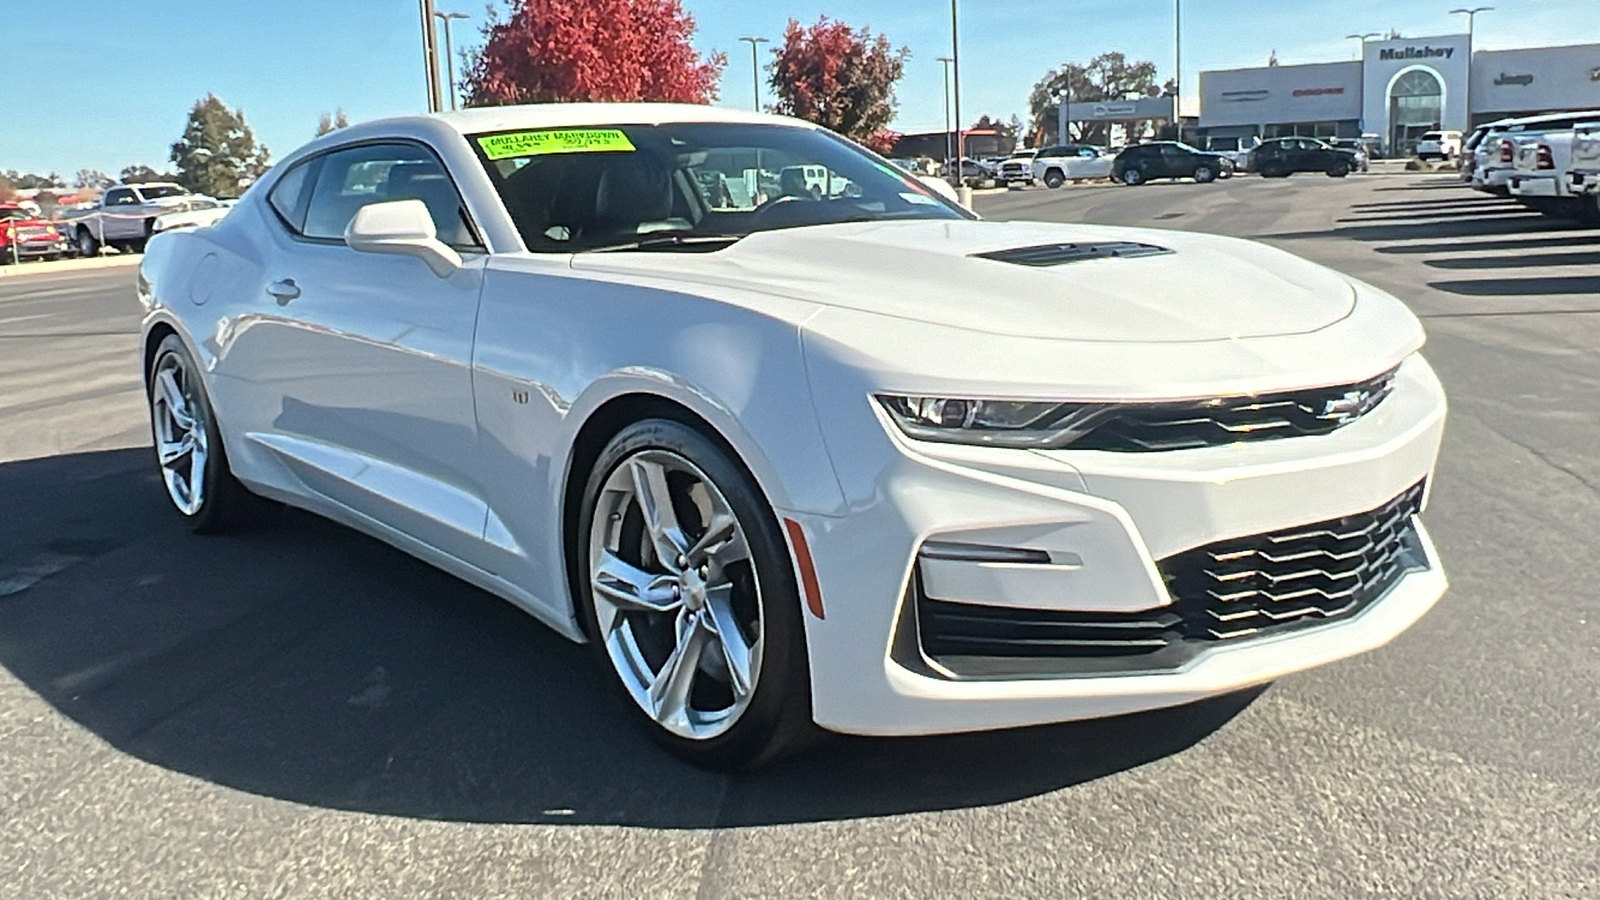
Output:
137,104,1448,769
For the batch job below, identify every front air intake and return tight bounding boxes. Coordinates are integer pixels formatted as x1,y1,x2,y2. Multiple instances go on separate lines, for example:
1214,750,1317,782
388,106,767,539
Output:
972,241,1173,267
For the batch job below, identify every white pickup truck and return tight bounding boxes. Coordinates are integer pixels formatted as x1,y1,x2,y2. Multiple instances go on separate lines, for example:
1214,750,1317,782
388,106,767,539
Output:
1564,120,1600,220
61,182,221,256
1508,130,1596,221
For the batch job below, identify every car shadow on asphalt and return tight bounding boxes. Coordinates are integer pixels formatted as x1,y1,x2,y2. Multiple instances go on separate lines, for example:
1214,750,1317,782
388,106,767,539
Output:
0,449,1260,827
1426,276,1600,296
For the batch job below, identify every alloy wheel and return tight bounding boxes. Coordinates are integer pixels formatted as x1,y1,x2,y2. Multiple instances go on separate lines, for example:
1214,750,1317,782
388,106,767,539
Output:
150,351,210,516
588,449,764,741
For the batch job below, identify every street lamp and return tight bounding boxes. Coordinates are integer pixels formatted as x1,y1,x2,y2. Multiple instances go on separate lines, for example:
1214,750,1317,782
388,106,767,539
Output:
1450,7,1492,129
418,0,441,112
937,57,954,176
433,10,469,110
1345,32,1380,60
949,0,963,178
1173,0,1182,143
738,36,769,111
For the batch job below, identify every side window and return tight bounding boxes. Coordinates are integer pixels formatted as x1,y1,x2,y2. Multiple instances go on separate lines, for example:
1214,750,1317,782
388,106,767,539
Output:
105,188,134,206
302,142,480,248
268,161,314,233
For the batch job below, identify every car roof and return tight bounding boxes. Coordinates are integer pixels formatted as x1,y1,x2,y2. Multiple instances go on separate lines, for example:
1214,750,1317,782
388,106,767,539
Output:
428,103,815,135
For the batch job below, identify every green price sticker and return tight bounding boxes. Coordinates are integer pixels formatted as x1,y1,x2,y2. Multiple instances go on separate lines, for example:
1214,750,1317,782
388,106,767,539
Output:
478,129,637,160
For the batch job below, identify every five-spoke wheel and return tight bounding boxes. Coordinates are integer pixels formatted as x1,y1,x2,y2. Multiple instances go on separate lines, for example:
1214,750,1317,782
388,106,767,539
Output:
578,419,812,769
146,334,265,532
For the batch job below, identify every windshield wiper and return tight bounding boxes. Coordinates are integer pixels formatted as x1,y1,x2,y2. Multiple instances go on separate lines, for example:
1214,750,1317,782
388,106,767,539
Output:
584,233,746,253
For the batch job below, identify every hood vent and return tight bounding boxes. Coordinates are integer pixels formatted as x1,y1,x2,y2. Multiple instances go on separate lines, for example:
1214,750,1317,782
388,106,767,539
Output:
973,241,1173,267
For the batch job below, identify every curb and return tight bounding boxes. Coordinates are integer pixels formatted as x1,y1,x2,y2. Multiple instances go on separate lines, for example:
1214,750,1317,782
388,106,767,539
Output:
0,254,142,278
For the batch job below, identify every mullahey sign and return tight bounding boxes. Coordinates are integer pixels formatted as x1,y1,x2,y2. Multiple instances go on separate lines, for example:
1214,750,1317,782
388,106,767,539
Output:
1379,45,1455,61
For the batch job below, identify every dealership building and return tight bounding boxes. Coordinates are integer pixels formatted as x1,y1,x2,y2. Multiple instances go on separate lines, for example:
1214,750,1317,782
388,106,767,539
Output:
1198,36,1600,154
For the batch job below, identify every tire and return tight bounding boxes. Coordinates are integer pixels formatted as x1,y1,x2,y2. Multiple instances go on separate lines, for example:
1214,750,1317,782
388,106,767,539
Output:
1120,168,1145,186
1328,161,1351,178
147,334,270,533
1193,165,1216,184
77,228,99,257
1043,168,1066,189
575,418,814,771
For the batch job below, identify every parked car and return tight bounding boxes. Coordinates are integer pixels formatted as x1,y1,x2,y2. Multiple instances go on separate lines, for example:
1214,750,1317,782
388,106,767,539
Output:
1251,137,1361,178
1204,136,1256,171
0,204,69,262
1031,145,1115,188
1414,130,1463,161
1471,111,1600,198
60,182,220,255
137,102,1447,769
1508,130,1597,221
995,149,1038,187
1327,138,1370,173
1564,119,1600,219
942,156,990,185
1111,142,1232,185
152,199,238,234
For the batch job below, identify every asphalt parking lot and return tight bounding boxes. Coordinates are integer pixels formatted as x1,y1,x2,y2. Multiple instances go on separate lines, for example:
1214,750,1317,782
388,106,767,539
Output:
2,174,1598,898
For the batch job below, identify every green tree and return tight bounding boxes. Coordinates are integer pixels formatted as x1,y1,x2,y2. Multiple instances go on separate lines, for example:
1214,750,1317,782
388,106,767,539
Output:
169,94,271,198
120,164,174,184
75,169,114,189
315,108,349,136
1028,53,1172,147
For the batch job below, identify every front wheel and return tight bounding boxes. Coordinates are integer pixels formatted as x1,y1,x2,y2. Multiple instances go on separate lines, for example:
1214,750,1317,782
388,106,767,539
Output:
77,229,99,257
1193,165,1216,184
576,419,814,770
1120,168,1145,186
147,334,269,533
1043,169,1066,189
1328,161,1351,178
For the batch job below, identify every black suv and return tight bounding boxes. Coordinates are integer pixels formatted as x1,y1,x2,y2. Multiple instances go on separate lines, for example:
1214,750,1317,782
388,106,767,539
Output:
1251,138,1361,178
1112,142,1232,185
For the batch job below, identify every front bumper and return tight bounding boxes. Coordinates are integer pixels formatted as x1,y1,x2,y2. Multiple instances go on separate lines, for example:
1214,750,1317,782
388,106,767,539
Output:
792,356,1447,736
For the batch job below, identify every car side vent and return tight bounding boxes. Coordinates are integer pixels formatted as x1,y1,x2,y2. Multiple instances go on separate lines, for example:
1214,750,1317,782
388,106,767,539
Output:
972,241,1173,267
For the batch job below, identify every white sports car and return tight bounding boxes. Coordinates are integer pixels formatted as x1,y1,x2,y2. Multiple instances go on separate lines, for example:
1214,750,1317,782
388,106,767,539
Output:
138,104,1448,769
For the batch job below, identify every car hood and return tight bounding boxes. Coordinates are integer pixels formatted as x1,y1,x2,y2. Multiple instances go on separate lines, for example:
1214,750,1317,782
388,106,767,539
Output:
569,219,1356,343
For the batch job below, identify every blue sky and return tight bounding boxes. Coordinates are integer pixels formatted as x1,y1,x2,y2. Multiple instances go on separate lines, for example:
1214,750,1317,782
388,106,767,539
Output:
2,0,1596,176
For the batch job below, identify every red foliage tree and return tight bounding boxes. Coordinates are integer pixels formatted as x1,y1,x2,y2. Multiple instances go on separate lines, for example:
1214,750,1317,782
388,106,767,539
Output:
768,17,908,146
462,0,725,106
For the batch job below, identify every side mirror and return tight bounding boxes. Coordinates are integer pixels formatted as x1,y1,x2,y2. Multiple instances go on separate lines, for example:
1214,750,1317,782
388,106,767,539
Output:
344,199,462,277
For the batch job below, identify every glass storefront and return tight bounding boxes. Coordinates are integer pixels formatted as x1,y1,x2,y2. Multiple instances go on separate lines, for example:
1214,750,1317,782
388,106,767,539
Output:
1388,70,1443,156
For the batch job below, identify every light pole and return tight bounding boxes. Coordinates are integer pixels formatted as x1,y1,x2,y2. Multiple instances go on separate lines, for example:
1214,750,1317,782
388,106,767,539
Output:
950,0,964,181
739,36,769,111
1345,32,1380,60
937,57,954,176
1450,7,1492,129
1173,0,1182,143
418,0,441,112
1346,33,1380,138
434,10,469,110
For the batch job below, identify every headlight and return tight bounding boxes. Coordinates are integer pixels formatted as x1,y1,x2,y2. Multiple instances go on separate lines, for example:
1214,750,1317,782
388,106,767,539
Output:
875,395,1111,448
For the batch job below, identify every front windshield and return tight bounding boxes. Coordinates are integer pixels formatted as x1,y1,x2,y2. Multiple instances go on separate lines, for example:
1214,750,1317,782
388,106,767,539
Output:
0,208,34,221
471,122,970,252
138,185,188,200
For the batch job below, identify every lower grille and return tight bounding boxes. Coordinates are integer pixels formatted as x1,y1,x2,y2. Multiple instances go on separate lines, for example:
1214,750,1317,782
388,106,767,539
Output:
917,482,1427,674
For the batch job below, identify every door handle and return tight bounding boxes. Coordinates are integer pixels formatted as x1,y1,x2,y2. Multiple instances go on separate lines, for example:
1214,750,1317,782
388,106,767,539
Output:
266,279,301,304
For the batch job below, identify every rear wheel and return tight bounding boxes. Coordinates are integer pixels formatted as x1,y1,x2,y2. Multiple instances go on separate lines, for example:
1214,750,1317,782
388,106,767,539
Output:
576,419,814,771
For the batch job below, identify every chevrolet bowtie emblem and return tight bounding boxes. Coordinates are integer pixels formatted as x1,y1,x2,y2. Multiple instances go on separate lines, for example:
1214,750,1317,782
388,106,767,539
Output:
1591,66,1600,82
1323,391,1370,421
